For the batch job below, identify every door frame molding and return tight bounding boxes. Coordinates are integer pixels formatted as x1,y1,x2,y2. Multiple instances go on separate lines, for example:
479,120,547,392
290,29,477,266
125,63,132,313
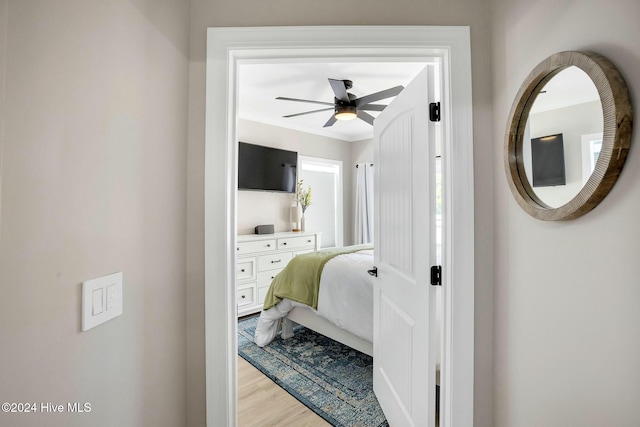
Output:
204,26,475,427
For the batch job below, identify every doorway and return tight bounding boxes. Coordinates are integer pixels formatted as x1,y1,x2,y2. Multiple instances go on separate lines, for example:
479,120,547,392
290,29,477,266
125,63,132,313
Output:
204,26,475,427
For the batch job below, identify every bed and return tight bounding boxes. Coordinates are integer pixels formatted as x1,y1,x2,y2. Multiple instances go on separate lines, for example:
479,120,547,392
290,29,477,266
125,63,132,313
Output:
253,244,376,356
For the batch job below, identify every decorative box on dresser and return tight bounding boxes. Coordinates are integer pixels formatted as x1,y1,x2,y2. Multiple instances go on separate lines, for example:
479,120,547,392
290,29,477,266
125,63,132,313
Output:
235,231,321,317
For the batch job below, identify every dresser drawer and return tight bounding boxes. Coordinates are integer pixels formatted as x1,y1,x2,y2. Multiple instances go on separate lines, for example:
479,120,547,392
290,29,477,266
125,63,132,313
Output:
236,285,255,307
257,269,282,288
236,239,276,255
277,235,316,250
258,252,293,271
236,257,256,282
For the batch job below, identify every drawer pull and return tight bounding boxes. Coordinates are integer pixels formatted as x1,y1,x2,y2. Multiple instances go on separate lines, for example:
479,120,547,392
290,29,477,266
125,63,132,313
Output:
267,244,271,247
307,240,311,243
240,269,245,272
236,247,239,251
241,295,246,299
283,242,287,245
271,259,282,264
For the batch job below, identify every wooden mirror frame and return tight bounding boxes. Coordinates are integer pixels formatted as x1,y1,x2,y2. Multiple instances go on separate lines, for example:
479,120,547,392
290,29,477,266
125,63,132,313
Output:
505,51,633,221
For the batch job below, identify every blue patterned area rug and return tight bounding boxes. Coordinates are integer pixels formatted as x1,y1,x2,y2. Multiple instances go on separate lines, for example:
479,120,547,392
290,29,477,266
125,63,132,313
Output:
238,315,388,427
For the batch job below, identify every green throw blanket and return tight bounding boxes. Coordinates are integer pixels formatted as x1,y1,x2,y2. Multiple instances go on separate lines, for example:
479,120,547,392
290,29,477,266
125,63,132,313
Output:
262,244,374,311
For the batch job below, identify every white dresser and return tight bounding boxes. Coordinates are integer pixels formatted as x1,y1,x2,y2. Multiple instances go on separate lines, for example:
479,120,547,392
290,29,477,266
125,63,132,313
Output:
235,231,321,317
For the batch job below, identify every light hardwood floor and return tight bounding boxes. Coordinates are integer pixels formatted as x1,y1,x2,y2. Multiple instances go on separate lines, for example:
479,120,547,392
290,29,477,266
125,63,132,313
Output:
237,356,331,427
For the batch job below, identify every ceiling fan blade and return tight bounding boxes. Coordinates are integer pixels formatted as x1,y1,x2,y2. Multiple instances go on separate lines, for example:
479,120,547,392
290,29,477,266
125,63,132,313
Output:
328,79,350,103
354,85,404,107
283,107,334,118
358,103,386,111
276,96,334,106
323,115,338,128
357,110,375,126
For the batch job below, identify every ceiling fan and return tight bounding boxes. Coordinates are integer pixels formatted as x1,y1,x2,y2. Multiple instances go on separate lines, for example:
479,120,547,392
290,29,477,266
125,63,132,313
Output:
276,78,404,128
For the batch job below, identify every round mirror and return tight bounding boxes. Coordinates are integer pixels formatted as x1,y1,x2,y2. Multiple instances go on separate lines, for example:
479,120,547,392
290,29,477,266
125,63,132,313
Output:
505,51,633,221
523,66,603,208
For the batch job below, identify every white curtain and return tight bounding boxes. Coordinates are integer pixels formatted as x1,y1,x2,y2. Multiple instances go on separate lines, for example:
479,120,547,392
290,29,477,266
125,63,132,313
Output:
354,163,374,244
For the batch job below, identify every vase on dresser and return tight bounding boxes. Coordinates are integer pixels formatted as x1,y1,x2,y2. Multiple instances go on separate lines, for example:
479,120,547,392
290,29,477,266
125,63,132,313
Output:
290,203,301,232
300,214,306,232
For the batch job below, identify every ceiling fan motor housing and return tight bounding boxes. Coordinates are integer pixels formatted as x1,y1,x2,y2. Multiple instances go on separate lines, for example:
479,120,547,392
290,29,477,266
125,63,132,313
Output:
335,92,357,106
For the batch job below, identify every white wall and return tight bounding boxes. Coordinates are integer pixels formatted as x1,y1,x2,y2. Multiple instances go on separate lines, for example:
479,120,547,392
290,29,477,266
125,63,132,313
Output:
352,138,374,164
491,1,640,426
237,119,353,238
0,0,6,230
0,1,190,426
187,2,495,426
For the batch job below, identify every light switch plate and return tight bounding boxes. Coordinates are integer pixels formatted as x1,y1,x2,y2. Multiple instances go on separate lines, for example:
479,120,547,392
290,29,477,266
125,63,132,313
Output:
92,288,104,315
82,272,123,331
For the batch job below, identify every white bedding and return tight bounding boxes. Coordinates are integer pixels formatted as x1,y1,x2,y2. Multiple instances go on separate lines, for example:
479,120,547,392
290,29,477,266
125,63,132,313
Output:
253,249,374,347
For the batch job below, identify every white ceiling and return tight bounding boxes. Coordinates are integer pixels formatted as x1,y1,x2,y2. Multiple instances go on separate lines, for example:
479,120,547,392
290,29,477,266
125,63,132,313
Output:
530,66,600,113
238,61,429,142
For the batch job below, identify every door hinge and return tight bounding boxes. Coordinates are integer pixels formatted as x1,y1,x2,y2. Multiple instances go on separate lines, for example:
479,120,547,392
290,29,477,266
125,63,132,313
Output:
367,266,378,278
429,102,441,122
430,265,442,286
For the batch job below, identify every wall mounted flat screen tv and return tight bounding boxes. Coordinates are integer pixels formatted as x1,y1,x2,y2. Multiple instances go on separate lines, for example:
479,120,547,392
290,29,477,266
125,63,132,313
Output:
238,142,297,193
531,133,566,187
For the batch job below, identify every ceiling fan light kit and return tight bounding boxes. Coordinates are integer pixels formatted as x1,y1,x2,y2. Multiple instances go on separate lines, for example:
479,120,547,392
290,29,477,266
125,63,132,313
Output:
335,105,357,120
277,78,404,127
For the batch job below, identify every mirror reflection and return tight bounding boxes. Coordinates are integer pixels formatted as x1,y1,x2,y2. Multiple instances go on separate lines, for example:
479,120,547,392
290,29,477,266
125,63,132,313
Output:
522,66,603,208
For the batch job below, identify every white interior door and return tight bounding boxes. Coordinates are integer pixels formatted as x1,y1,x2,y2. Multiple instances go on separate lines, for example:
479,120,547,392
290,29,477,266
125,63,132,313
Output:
373,65,439,426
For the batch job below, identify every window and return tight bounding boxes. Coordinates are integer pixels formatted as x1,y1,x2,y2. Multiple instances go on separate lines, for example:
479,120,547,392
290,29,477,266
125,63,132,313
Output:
581,132,603,185
298,156,343,248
